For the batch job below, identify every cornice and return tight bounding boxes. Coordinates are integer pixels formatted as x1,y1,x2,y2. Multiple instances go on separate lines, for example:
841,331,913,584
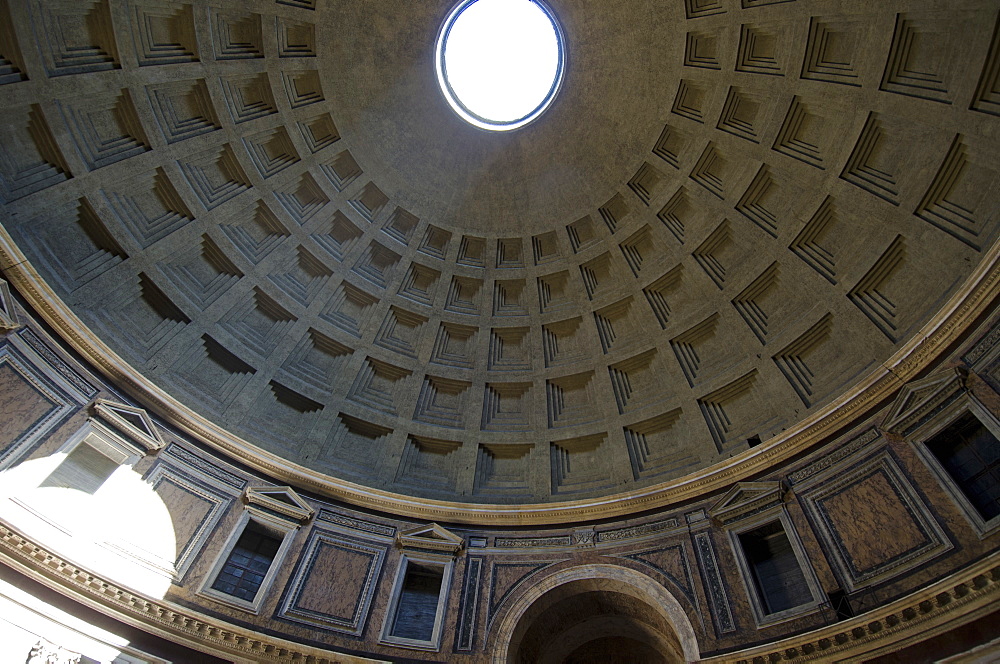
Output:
1,226,999,526
698,554,1000,663
707,481,785,527
3,518,995,664
244,486,315,525
0,521,387,664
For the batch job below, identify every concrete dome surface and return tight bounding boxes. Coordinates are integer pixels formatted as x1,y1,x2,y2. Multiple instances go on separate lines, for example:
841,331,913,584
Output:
0,0,999,662
3,0,998,514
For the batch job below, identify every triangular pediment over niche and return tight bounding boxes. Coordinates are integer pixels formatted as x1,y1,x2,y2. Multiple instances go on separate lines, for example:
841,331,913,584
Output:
881,368,967,435
708,481,784,526
0,278,19,330
245,486,314,525
397,523,464,556
92,399,165,453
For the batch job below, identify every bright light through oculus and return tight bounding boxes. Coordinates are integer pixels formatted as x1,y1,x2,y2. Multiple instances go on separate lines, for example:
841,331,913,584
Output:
436,0,565,131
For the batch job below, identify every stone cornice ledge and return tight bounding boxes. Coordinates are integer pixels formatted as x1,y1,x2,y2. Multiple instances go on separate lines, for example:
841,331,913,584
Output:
0,522,388,664
699,553,1000,663
2,228,999,525
2,519,997,664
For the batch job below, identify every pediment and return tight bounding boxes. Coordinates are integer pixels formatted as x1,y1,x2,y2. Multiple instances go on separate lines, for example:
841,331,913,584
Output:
0,278,18,330
92,399,165,452
881,368,967,435
708,481,784,526
245,486,314,525
397,523,463,556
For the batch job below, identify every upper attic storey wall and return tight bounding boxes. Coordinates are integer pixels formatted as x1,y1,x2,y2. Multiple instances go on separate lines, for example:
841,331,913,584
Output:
0,0,998,511
0,284,999,662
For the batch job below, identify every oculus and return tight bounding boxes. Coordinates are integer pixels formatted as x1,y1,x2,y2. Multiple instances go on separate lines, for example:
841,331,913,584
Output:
435,0,565,131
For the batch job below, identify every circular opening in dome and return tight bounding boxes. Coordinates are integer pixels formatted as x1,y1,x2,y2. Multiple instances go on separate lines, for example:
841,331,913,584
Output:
435,0,565,132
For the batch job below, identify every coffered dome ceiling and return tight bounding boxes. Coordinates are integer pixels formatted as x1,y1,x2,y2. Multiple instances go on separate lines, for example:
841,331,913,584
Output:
1,0,998,511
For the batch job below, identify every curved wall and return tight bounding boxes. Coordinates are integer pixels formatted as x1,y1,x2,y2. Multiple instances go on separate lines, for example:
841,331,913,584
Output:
0,295,998,662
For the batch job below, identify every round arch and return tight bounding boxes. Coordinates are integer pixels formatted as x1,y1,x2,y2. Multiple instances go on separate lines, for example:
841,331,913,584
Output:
490,563,700,663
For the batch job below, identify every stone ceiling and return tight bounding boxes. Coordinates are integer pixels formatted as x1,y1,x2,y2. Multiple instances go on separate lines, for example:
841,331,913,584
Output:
0,0,998,506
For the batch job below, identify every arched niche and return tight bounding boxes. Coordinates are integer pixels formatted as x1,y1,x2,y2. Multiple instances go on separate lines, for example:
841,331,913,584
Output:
491,563,700,663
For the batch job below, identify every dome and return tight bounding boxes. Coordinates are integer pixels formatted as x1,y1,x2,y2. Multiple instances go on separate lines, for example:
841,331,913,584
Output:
1,1,1000,663
0,0,998,517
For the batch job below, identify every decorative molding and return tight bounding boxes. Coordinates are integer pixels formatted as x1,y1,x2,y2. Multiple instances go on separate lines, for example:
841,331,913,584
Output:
788,429,880,485
881,368,968,435
0,343,82,470
0,277,19,330
454,557,484,652
162,443,247,490
144,462,235,578
686,509,708,524
316,509,395,538
597,518,680,543
494,535,573,548
244,486,313,525
964,320,1000,366
796,448,953,592
5,516,997,664
693,531,736,635
15,328,97,399
91,399,164,453
396,523,463,557
0,522,389,664
487,561,556,626
278,529,386,636
708,481,785,527
0,204,998,525
699,556,1000,663
27,639,81,664
622,543,699,608
490,563,702,663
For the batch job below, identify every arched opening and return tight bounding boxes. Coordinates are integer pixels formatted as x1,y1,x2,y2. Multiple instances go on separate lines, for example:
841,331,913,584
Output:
435,0,566,131
492,564,699,664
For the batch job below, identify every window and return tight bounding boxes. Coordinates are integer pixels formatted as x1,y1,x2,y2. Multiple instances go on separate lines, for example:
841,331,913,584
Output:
200,512,298,612
911,399,1000,539
41,439,124,494
199,487,313,613
730,515,823,625
710,482,824,627
738,521,813,616
37,401,164,495
893,374,1000,539
380,556,453,650
39,421,142,495
926,412,1000,522
210,520,283,602
378,523,462,651
389,562,445,641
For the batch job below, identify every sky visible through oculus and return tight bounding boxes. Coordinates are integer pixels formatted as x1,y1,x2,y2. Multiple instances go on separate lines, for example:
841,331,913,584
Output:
442,0,561,125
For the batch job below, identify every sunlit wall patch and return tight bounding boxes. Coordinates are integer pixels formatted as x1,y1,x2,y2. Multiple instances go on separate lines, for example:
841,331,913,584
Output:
435,0,566,132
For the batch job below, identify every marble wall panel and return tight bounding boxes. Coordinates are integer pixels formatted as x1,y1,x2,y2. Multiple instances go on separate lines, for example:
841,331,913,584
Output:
278,529,387,636
797,447,953,591
0,342,82,469
145,462,237,578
